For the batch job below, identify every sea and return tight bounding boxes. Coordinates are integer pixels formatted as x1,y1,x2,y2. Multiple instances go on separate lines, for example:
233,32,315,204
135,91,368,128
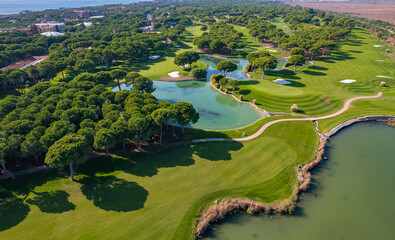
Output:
0,0,146,15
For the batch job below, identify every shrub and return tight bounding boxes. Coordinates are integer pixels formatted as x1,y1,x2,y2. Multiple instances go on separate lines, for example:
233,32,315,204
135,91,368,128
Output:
191,61,205,69
290,104,299,112
190,67,207,79
380,81,386,87
245,63,252,72
210,73,223,83
219,78,229,90
200,25,208,31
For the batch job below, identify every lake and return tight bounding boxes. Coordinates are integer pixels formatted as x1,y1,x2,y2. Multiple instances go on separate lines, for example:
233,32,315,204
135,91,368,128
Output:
206,122,395,239
115,55,266,130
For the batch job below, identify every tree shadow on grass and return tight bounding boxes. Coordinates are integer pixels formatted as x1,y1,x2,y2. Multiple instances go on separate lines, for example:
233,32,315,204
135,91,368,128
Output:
26,190,75,213
192,141,244,161
80,132,244,177
238,80,260,86
238,89,251,95
287,80,306,87
0,188,30,231
302,70,327,76
0,169,69,230
307,65,328,71
174,40,192,50
80,176,148,212
267,70,301,80
79,147,196,177
320,59,336,64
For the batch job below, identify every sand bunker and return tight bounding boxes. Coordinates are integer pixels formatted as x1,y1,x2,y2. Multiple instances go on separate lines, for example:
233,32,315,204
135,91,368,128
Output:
376,75,393,79
273,79,291,85
235,48,243,51
148,55,160,60
174,45,180,48
168,71,180,77
340,79,356,83
375,60,384,62
267,49,277,52
373,45,383,48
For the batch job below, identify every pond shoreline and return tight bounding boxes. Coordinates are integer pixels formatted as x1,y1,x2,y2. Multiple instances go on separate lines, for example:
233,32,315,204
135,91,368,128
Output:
158,77,206,82
194,115,395,239
209,80,268,114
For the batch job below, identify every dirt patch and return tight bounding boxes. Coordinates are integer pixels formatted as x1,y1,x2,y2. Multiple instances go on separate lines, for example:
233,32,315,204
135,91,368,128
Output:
287,1,395,24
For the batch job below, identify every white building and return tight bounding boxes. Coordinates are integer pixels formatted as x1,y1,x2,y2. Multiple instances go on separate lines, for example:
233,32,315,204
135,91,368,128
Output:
33,22,66,33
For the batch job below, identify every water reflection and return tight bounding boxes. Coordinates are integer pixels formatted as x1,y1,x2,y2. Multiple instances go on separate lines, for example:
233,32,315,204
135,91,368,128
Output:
114,54,265,130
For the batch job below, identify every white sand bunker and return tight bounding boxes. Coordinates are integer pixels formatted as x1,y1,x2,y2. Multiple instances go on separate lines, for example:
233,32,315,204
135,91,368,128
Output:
168,71,180,77
235,48,243,51
373,45,383,48
267,49,277,52
174,45,180,48
376,75,393,79
375,60,384,62
273,79,291,85
241,27,246,29
340,79,356,83
148,55,160,60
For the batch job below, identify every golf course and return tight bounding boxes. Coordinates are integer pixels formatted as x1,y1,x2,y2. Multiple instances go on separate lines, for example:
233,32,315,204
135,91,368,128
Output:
0,1,395,240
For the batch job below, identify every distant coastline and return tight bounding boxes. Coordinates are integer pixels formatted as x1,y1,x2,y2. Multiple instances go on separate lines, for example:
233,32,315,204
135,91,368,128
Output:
0,0,146,16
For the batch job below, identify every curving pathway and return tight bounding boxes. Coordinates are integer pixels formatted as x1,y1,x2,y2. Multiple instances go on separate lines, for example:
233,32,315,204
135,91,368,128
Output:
192,92,383,143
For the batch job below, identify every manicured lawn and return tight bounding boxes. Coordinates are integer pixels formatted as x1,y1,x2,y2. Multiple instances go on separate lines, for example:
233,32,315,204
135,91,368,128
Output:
232,24,283,58
270,17,291,35
183,115,302,140
126,26,206,80
234,28,395,116
317,93,395,132
0,121,318,240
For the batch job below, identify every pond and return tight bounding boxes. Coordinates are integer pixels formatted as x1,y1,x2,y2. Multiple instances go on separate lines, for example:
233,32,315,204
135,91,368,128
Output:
115,55,266,130
205,122,395,239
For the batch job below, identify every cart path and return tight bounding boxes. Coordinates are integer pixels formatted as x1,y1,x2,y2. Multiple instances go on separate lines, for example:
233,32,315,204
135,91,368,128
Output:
192,92,383,143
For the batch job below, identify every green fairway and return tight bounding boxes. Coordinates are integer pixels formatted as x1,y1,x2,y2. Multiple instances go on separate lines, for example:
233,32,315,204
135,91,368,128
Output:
101,26,205,81
270,17,291,35
0,121,318,240
234,28,395,116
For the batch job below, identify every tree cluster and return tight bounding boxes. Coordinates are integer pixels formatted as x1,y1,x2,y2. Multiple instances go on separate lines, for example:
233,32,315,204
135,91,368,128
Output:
0,77,198,180
193,22,245,54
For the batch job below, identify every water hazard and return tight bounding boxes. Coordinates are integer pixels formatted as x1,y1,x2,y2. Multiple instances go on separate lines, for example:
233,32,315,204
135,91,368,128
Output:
115,55,265,130
206,122,395,239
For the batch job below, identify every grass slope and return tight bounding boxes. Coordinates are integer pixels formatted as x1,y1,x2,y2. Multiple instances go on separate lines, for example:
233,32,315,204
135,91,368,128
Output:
234,28,395,116
0,121,318,240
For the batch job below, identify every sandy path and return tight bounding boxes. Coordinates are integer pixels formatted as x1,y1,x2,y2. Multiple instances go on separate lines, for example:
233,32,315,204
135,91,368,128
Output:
192,92,383,143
